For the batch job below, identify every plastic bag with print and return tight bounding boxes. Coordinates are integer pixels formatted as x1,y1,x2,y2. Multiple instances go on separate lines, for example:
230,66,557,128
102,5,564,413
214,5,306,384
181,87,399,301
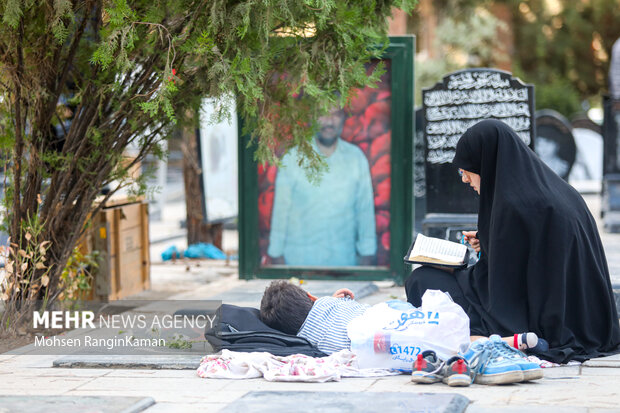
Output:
347,290,470,372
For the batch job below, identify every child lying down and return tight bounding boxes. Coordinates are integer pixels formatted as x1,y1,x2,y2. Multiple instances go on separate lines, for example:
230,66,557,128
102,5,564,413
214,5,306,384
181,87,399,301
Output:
259,280,548,385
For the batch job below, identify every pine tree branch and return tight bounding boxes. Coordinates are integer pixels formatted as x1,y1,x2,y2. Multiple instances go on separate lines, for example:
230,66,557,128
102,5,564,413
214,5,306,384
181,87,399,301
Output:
40,87,101,220
44,0,94,126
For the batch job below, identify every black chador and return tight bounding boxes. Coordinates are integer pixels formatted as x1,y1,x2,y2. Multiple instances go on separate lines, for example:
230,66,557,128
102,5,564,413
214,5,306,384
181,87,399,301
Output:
407,119,620,363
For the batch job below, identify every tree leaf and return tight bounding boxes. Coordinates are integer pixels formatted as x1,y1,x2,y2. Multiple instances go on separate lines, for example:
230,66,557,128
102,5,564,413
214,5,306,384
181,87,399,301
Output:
35,262,47,270
41,276,50,287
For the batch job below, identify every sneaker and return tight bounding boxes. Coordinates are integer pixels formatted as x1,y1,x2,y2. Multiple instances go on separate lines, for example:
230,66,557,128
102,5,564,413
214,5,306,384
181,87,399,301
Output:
411,350,443,384
489,335,543,381
442,356,472,387
461,338,524,385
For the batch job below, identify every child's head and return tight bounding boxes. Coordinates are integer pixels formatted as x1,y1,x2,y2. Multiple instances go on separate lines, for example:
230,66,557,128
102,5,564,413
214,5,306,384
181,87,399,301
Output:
259,280,314,335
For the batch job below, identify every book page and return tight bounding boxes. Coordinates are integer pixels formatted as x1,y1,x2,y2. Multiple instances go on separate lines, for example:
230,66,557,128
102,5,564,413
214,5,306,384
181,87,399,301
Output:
409,234,467,264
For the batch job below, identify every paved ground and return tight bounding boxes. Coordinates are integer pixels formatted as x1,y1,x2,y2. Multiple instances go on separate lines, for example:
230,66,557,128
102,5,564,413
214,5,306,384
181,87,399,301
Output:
2,194,620,412
1,350,619,412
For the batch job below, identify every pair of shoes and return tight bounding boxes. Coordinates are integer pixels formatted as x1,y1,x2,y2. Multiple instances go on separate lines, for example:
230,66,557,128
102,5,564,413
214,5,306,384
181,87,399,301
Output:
489,335,544,381
411,350,472,387
461,335,543,385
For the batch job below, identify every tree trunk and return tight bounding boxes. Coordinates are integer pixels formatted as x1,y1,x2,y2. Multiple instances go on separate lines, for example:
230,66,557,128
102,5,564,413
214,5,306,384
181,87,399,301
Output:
181,127,223,248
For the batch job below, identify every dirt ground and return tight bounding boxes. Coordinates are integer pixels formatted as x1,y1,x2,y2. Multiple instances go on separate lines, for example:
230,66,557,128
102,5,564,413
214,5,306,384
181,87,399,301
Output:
0,333,35,354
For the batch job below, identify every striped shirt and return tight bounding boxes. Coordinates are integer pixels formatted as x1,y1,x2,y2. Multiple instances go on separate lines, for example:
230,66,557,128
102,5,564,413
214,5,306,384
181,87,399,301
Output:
297,297,370,354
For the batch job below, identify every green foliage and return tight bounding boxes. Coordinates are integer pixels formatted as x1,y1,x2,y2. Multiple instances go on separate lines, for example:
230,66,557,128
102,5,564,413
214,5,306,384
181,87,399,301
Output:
166,334,192,349
0,210,52,303
0,0,417,309
2,0,22,28
411,0,619,114
51,0,74,43
414,6,505,103
535,75,582,118
59,247,99,303
506,0,620,105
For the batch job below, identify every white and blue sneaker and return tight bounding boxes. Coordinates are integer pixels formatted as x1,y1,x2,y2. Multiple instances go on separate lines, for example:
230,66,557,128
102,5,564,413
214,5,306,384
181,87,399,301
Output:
489,335,543,381
460,338,524,385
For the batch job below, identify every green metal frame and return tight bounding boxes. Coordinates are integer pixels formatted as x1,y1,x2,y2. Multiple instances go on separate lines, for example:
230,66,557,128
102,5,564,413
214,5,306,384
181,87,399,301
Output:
239,36,415,283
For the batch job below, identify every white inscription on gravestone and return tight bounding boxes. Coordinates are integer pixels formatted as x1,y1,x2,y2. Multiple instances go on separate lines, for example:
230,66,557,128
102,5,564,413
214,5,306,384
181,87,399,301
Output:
447,72,510,90
426,103,531,121
424,88,528,106
414,128,426,197
425,72,532,164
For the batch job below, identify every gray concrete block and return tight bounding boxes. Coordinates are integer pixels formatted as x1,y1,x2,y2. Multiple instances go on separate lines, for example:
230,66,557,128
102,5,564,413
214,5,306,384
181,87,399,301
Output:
211,280,378,307
539,365,580,378
580,366,620,376
52,354,203,369
465,405,586,413
0,396,155,413
219,391,470,413
583,353,620,368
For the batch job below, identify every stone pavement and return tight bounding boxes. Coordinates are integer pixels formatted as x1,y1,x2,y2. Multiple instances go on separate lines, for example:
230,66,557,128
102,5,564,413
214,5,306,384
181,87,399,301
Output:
3,261,620,412
2,194,620,412
1,351,620,412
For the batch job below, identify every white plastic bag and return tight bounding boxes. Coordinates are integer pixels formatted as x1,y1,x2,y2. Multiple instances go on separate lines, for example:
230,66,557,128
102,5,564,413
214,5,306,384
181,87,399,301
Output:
347,290,470,371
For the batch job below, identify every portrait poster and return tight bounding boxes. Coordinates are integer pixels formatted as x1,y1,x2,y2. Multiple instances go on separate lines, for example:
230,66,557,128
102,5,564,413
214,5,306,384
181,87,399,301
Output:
198,98,238,222
239,36,415,281
257,61,392,268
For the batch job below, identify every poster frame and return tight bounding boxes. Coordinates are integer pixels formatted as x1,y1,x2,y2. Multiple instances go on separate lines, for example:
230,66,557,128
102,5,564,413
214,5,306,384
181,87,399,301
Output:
238,36,415,283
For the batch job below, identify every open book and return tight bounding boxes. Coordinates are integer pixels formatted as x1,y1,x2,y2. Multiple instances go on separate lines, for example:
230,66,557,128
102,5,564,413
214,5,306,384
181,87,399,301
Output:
404,234,469,268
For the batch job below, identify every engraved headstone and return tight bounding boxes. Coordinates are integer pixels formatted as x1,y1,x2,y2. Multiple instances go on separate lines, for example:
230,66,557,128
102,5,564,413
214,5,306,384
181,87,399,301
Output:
572,115,602,134
603,96,620,176
535,109,576,181
570,115,603,181
421,69,535,224
413,107,426,234
602,95,620,232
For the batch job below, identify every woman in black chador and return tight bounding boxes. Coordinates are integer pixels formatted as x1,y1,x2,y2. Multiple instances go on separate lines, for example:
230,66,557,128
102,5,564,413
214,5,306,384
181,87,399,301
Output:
406,119,620,363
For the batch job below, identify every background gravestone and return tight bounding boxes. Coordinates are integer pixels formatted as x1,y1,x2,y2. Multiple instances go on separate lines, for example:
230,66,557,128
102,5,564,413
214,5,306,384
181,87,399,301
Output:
572,115,603,134
570,115,603,181
602,95,620,232
413,107,426,235
535,109,576,181
420,68,535,241
603,96,620,176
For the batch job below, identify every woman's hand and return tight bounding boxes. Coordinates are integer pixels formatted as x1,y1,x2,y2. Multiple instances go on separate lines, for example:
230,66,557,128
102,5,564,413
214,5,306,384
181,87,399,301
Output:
462,231,481,253
333,288,355,299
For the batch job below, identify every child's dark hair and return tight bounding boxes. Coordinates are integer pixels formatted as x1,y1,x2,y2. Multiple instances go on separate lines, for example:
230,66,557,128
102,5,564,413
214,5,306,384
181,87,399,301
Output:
260,280,314,335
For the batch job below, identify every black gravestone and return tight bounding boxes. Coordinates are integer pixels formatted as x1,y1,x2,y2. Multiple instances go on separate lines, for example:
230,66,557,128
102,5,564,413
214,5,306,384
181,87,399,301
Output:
422,69,535,215
413,107,426,234
602,95,620,232
570,115,603,181
571,115,602,134
535,109,576,181
603,95,620,176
